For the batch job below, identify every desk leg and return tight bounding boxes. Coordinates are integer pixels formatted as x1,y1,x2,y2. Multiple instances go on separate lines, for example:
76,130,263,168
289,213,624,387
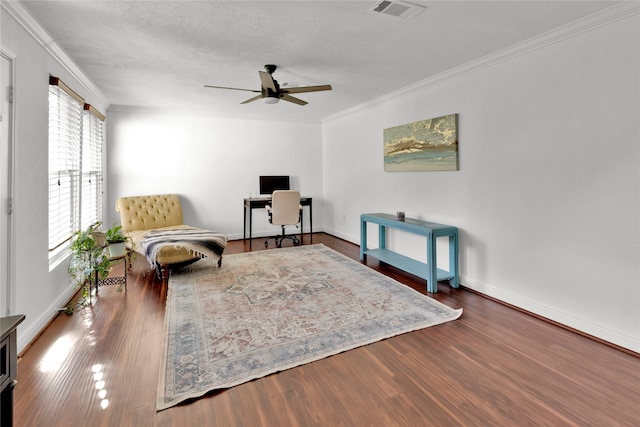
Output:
449,232,459,288
300,208,304,244
243,203,247,241
360,219,367,261
426,232,438,293
309,200,313,243
249,204,253,249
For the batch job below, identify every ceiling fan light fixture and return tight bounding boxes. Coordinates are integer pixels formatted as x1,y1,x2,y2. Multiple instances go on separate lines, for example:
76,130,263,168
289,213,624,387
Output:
205,64,331,106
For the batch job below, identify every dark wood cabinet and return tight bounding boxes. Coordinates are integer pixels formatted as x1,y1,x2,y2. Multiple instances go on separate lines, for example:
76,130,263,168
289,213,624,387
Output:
1,315,25,427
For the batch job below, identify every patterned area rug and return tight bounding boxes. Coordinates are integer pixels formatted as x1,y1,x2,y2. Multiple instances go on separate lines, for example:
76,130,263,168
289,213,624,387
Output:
157,244,462,411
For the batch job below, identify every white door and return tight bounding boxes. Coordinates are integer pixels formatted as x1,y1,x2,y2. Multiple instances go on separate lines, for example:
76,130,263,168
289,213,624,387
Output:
0,53,13,316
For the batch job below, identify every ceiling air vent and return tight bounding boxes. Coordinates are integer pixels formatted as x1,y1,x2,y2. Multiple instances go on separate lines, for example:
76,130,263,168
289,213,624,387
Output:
368,1,425,19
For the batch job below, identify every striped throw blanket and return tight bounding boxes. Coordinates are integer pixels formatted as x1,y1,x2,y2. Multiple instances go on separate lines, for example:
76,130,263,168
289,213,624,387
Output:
140,228,227,267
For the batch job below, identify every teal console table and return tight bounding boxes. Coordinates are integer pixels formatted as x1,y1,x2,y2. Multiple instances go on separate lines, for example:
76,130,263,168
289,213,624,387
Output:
360,213,459,293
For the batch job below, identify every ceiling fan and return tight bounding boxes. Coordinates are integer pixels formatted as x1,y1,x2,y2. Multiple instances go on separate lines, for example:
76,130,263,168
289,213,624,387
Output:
204,64,332,106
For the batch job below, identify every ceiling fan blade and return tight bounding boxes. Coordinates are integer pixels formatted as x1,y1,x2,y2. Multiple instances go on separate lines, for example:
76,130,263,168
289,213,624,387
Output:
241,94,262,104
281,94,308,106
204,85,260,93
259,71,278,91
281,85,332,94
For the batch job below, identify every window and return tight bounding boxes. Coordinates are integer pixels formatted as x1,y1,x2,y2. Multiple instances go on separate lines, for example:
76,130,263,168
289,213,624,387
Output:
81,105,104,231
48,76,104,260
48,77,82,252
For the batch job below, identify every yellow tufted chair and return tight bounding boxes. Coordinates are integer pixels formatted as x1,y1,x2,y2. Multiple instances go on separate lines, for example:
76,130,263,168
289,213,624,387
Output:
115,194,205,281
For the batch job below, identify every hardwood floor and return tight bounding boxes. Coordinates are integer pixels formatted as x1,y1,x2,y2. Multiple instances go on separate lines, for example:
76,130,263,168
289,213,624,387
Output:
14,234,639,426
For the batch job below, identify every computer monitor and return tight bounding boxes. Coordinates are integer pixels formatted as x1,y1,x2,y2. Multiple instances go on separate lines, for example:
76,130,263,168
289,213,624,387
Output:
259,175,290,195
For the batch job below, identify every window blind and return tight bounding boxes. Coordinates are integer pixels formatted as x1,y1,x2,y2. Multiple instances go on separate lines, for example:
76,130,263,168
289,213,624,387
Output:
48,78,83,251
81,104,104,230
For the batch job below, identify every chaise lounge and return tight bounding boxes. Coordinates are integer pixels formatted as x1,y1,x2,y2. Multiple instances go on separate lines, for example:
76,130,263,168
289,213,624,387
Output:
115,194,227,282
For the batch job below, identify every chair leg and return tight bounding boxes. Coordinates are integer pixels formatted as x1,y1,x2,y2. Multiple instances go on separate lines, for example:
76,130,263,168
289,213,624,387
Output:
265,226,301,248
277,225,300,247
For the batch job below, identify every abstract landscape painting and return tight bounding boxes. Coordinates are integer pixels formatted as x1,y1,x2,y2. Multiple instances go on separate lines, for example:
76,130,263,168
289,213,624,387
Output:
384,114,458,171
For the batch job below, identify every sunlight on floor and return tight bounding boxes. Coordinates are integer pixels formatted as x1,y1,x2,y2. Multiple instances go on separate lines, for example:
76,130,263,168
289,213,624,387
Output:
37,336,109,409
39,335,74,373
92,364,110,409
82,306,97,347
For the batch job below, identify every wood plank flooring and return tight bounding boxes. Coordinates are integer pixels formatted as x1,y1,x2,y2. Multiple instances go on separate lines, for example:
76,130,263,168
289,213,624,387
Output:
13,233,640,426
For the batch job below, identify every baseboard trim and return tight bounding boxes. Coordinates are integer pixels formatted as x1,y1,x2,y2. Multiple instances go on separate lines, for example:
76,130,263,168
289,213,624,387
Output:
319,231,639,355
17,284,78,355
461,276,639,356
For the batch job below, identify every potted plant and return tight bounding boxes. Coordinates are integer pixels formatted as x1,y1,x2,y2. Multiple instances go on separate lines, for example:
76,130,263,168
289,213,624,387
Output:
67,221,111,312
105,223,129,258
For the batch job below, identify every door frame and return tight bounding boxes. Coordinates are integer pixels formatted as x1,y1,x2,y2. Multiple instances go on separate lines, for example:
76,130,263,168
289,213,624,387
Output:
1,50,15,316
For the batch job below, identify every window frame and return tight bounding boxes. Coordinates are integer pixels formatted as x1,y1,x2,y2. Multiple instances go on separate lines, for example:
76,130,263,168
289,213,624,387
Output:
48,76,105,267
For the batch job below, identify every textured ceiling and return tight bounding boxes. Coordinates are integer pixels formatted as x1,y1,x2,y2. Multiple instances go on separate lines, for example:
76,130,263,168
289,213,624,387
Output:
20,0,620,121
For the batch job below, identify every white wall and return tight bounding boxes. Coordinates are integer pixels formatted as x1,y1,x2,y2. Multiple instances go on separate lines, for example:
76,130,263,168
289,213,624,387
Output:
3,1,637,354
322,12,639,351
3,0,323,352
106,108,323,239
1,4,109,350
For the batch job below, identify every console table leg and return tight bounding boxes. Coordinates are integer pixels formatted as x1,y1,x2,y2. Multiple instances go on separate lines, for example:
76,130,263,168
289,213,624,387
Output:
449,233,459,288
426,233,438,293
360,219,367,261
378,225,387,250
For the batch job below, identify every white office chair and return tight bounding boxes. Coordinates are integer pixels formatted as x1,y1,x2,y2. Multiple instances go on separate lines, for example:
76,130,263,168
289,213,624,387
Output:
264,190,302,248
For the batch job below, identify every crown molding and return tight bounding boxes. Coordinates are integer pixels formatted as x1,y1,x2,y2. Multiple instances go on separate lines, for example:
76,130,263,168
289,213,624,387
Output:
4,0,635,124
324,1,639,123
2,0,109,109
107,104,322,124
